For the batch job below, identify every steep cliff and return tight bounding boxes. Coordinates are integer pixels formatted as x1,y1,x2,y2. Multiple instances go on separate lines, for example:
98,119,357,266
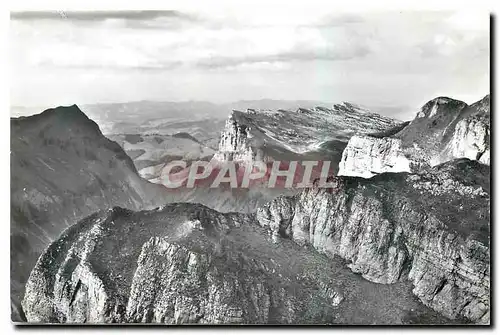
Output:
256,159,490,323
175,104,401,214
338,95,490,178
436,95,490,166
23,203,456,325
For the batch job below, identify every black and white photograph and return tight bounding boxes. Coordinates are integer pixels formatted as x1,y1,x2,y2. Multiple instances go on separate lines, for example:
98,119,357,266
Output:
7,2,492,326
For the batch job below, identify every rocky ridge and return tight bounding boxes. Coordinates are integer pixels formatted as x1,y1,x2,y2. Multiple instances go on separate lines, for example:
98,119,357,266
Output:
15,98,490,325
212,103,400,165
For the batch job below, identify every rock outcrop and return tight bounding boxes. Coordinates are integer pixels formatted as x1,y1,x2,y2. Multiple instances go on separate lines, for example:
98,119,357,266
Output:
16,100,490,325
436,96,490,165
338,95,490,178
197,104,401,213
22,159,488,324
256,159,490,323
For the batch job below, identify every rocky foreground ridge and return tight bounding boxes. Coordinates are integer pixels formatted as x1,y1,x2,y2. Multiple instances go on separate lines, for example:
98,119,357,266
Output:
22,159,489,324
338,95,490,178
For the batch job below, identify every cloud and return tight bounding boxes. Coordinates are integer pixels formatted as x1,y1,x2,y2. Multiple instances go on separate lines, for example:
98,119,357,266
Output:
10,10,195,22
196,46,370,69
11,14,371,71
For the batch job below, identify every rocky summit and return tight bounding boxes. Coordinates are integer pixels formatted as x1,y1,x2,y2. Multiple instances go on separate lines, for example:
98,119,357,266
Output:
22,158,488,324
10,7,491,326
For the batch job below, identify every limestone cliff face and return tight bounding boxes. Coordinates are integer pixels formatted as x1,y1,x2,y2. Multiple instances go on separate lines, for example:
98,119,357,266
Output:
125,238,307,324
337,136,411,178
337,95,490,178
256,159,490,323
211,105,399,165
23,160,489,325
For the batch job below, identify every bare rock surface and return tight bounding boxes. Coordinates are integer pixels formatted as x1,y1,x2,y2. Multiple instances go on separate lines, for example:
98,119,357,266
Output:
22,159,487,324
337,136,411,178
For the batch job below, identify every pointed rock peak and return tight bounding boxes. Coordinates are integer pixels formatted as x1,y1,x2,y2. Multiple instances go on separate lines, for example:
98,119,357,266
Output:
416,97,467,119
340,101,359,109
226,109,251,128
12,104,103,139
330,102,367,114
34,104,96,127
341,101,371,113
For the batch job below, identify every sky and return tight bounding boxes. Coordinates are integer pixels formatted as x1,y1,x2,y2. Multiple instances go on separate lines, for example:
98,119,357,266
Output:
10,9,490,113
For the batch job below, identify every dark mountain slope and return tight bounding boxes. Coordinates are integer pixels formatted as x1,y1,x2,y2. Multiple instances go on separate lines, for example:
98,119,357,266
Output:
10,105,175,321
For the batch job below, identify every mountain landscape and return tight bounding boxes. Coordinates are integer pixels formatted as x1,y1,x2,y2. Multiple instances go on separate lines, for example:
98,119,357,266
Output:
9,5,493,327
10,93,490,325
